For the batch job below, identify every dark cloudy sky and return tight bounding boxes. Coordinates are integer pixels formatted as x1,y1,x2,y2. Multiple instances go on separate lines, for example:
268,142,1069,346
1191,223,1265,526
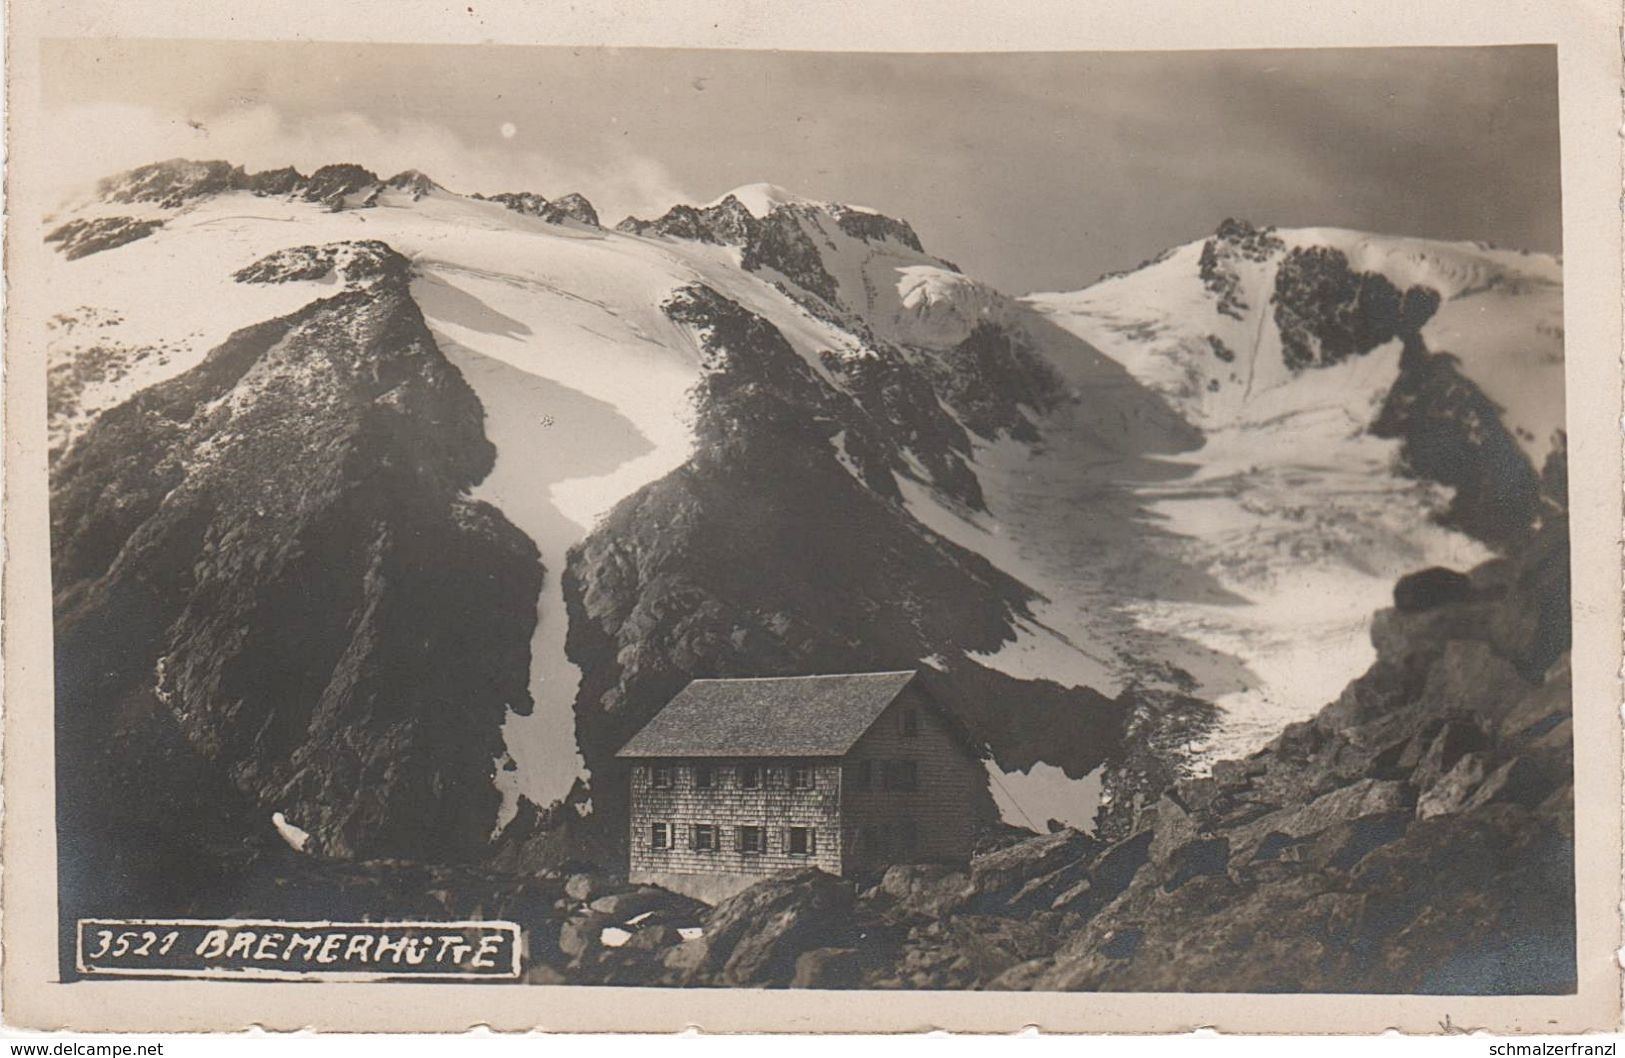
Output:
45,41,1560,293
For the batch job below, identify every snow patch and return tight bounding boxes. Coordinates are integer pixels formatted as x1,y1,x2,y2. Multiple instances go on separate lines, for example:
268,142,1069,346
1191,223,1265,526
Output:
271,811,311,853
985,761,1102,834
968,619,1115,693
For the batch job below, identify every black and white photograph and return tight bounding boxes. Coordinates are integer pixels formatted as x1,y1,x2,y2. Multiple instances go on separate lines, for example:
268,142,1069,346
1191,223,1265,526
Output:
4,5,1621,1035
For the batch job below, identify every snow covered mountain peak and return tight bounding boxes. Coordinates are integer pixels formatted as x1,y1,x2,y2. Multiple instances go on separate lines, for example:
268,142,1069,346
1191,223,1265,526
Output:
704,181,885,220
706,182,817,217
383,168,444,200
1026,219,1564,468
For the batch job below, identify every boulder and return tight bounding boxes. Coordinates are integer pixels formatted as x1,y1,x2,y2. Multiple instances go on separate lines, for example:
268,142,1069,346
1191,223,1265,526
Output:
1159,836,1230,892
661,937,709,976
1415,752,1490,820
968,828,1098,912
1494,666,1570,741
790,946,864,988
1393,567,1474,612
564,872,605,904
1416,641,1530,730
622,925,681,952
1411,720,1490,792
1232,779,1412,857
872,863,970,920
1464,756,1553,812
557,912,612,960
588,885,705,923
701,869,857,986
1050,830,1153,917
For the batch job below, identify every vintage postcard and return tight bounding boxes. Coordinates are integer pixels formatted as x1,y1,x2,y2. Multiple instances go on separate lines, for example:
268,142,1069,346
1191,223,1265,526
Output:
4,0,1621,1035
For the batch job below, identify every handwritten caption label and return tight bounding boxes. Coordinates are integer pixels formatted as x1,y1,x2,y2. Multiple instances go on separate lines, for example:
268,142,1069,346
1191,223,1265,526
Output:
76,918,521,981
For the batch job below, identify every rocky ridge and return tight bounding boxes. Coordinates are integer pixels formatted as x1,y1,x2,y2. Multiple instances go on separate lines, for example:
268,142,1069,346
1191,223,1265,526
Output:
51,238,543,934
474,190,601,227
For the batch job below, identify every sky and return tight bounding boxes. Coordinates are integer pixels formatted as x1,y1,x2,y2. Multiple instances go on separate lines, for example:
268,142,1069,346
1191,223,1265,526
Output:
43,41,1561,293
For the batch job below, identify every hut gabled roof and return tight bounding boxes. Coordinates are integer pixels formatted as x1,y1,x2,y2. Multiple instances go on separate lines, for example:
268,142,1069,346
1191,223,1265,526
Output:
614,671,920,759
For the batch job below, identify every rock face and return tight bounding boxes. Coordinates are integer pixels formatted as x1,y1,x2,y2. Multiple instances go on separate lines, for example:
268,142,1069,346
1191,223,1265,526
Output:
231,240,407,287
95,158,248,207
1373,345,1545,548
86,158,391,213
616,195,758,244
478,190,601,227
1272,244,1441,372
46,216,164,259
52,241,542,902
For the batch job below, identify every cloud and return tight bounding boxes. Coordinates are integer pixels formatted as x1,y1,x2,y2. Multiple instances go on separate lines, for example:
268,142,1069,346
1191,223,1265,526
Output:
42,101,697,222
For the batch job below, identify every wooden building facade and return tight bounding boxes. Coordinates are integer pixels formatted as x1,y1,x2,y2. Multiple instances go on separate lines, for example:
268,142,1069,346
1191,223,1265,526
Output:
616,671,984,902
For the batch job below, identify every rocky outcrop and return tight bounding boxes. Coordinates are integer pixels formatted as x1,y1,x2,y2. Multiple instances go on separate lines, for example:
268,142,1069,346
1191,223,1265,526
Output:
244,166,307,196
1373,344,1545,548
1273,244,1442,371
232,240,408,287
52,240,542,898
384,169,442,200
616,195,758,245
994,515,1573,993
738,206,842,304
478,190,601,227
913,322,1062,442
46,216,165,259
89,158,385,213
299,164,384,209
95,159,247,207
548,193,601,227
621,196,927,313
1198,218,1284,319
829,205,924,253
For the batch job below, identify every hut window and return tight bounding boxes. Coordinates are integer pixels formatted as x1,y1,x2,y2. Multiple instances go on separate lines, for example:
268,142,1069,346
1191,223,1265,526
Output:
791,765,814,790
691,823,719,852
737,825,765,854
693,764,715,790
650,822,672,850
651,764,673,789
787,826,817,856
740,764,763,789
765,767,785,788
899,708,920,737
